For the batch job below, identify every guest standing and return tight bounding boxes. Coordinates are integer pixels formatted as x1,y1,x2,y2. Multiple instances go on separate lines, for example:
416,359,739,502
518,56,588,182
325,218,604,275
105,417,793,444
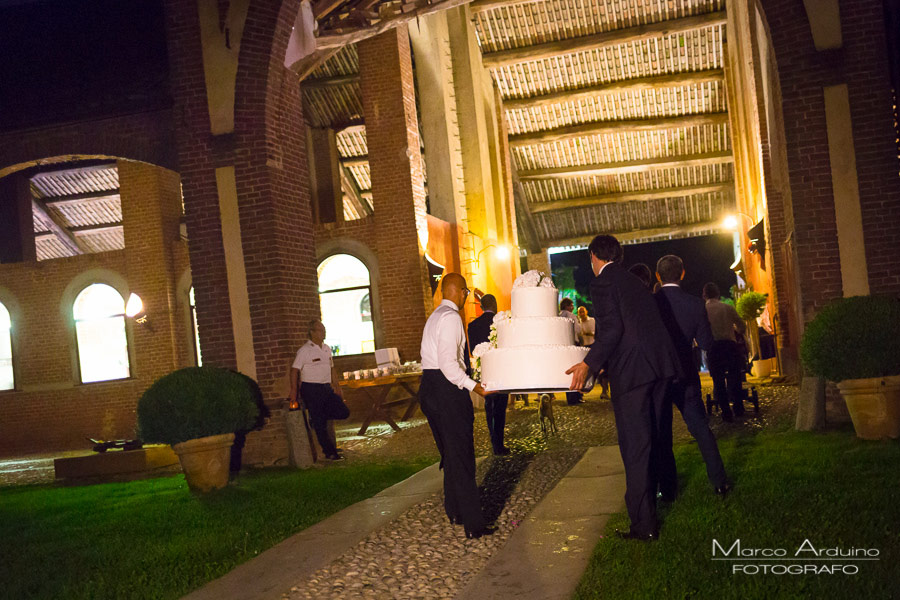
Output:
468,294,510,456
654,256,730,498
559,298,584,405
567,236,680,541
289,320,350,461
420,273,494,539
703,282,747,420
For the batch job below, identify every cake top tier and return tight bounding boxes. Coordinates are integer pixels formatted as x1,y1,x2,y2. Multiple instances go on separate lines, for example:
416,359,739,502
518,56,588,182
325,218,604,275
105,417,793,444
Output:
510,270,559,318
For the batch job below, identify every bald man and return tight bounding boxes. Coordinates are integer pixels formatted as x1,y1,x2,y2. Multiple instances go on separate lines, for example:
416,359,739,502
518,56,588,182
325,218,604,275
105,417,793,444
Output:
420,273,494,539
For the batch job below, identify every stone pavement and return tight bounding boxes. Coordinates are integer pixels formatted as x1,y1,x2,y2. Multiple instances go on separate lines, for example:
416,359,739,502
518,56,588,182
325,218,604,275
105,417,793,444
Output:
181,445,626,600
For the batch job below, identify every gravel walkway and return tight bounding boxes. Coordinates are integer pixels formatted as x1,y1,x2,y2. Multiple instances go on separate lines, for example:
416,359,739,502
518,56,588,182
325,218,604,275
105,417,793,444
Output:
284,446,585,600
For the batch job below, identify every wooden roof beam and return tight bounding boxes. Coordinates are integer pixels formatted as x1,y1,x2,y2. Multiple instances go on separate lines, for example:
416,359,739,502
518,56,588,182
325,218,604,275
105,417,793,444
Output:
470,0,545,13
482,10,727,69
303,73,361,89
503,69,724,111
31,199,83,255
508,112,729,147
42,190,120,207
315,0,477,50
548,220,722,248
341,155,369,167
518,150,733,180
529,183,733,214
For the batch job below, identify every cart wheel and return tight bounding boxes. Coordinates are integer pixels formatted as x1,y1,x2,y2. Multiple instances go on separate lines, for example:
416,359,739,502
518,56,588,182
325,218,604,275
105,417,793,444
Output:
751,388,760,413
706,393,714,415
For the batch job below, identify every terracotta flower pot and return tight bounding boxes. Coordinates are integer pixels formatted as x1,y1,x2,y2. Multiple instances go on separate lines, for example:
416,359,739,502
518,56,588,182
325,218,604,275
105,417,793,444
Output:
836,376,900,440
172,433,235,492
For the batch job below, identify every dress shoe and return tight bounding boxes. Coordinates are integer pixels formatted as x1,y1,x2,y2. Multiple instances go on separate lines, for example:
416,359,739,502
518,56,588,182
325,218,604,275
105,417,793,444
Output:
464,525,497,539
614,528,658,542
493,446,511,456
714,483,733,497
325,453,344,461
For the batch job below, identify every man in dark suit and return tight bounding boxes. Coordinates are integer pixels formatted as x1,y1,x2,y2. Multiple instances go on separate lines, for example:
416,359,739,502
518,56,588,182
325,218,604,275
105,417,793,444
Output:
653,255,730,499
468,294,510,456
567,235,680,541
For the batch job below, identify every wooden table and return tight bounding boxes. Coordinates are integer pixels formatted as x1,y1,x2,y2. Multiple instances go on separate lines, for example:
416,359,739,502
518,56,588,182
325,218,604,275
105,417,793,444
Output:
341,372,422,435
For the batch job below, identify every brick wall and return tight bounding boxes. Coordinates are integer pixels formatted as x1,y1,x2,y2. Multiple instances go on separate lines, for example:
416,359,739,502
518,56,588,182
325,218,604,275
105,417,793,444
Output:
759,0,900,327
0,110,175,178
0,163,192,457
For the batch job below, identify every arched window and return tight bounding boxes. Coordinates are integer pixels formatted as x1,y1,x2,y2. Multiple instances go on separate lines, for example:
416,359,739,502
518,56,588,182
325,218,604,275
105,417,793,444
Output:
189,287,202,366
0,302,13,390
73,283,131,383
317,254,375,355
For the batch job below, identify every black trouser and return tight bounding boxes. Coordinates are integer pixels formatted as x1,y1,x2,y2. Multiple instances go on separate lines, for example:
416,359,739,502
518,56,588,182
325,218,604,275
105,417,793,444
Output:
707,340,744,415
484,393,509,453
610,378,670,536
299,382,350,456
419,370,485,530
658,379,728,496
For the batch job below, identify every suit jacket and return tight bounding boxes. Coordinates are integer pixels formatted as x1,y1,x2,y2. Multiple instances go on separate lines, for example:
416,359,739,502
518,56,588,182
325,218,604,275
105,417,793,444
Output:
467,310,495,348
583,262,681,394
654,285,715,386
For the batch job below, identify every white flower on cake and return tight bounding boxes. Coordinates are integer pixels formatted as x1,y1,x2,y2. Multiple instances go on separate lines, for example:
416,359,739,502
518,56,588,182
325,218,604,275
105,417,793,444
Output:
513,269,555,289
472,342,492,359
492,310,509,324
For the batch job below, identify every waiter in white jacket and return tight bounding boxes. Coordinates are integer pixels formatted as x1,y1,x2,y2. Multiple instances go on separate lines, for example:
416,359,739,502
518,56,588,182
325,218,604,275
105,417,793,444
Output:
420,273,494,539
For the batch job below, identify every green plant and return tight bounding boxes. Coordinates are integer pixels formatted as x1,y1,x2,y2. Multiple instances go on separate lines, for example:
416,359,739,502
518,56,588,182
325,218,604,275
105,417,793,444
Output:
800,296,900,382
137,367,260,445
735,291,767,321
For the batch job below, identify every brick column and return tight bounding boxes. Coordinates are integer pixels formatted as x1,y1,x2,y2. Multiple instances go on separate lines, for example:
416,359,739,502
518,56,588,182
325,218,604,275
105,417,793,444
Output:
119,161,183,381
0,173,36,263
358,26,431,361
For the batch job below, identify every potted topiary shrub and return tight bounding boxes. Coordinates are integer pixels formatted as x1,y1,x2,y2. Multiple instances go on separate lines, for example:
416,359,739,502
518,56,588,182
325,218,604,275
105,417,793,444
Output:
800,296,900,440
137,366,259,492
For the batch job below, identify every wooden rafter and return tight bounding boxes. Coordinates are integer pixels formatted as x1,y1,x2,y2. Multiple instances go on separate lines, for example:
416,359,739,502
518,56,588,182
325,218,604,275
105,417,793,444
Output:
481,10,727,69
518,151,734,180
31,199,83,255
294,47,343,81
470,0,545,13
503,69,724,111
315,0,477,50
508,113,730,148
42,191,120,207
303,73,361,88
529,183,733,214
548,220,722,248
70,223,123,235
340,163,373,215
341,155,369,167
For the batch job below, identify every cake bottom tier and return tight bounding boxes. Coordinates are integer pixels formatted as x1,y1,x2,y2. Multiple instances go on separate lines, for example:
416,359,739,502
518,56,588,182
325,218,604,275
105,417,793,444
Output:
481,345,590,392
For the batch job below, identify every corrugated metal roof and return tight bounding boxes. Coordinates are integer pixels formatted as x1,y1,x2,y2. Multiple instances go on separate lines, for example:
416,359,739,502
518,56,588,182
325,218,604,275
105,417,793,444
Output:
29,162,123,261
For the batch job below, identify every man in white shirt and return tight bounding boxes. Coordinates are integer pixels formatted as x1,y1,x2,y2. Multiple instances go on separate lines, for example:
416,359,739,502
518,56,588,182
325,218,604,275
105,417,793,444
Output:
420,273,493,539
289,320,350,460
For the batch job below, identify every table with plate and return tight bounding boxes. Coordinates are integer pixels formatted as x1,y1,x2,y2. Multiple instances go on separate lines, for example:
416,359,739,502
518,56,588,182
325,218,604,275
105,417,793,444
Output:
341,367,423,435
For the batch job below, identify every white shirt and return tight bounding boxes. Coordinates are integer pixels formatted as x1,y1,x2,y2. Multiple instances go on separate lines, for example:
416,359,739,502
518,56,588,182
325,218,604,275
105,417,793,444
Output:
420,299,477,391
292,340,333,384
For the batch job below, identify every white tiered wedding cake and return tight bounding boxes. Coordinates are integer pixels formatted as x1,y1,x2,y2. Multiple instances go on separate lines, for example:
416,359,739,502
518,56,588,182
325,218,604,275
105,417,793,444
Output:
474,271,590,392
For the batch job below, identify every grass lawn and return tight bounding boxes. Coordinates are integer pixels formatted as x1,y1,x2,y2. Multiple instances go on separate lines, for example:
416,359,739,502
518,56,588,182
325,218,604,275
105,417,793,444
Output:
0,458,433,600
574,427,900,600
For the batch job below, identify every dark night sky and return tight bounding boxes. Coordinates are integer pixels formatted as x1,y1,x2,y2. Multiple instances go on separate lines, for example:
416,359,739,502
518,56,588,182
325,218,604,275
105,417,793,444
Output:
550,233,739,306
0,0,169,132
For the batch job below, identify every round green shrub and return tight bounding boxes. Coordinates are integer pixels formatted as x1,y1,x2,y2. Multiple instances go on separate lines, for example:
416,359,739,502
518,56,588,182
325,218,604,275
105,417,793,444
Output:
736,291,768,321
137,366,260,446
800,296,900,382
